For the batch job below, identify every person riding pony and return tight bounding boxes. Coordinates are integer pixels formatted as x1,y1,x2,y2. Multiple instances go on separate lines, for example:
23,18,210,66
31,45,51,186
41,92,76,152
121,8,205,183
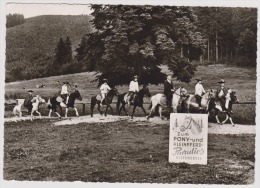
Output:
100,78,111,106
61,81,71,107
126,75,139,106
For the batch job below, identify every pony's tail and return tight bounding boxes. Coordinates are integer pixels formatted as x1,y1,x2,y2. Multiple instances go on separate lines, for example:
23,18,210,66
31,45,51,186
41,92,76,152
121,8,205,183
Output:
90,96,95,110
13,106,17,115
116,96,121,113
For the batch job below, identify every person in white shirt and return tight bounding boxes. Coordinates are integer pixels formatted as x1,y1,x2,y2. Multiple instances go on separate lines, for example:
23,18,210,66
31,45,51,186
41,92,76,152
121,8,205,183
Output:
100,79,111,105
195,77,205,107
127,75,139,105
61,81,70,105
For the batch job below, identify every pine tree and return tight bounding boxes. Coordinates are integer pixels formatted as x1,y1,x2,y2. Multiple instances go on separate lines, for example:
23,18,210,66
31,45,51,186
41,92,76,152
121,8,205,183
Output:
65,36,72,64
54,37,66,65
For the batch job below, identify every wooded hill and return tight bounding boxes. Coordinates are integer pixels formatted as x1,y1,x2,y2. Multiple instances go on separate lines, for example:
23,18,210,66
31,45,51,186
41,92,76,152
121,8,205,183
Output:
6,15,93,82
5,7,257,83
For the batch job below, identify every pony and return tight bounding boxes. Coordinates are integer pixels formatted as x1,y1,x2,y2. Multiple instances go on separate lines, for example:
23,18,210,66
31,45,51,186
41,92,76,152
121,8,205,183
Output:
90,88,119,117
146,87,188,120
13,95,46,117
179,116,203,135
208,90,239,126
117,85,151,118
181,89,215,113
48,89,82,118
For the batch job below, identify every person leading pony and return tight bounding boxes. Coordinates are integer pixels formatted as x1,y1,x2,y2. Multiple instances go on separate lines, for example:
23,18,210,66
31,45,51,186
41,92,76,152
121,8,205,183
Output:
194,77,206,109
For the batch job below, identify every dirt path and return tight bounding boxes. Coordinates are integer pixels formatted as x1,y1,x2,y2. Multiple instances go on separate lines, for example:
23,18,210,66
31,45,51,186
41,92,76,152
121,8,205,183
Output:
5,115,255,135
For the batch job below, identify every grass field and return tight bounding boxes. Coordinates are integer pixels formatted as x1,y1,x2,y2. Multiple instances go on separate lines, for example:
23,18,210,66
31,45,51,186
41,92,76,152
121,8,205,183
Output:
4,119,255,184
5,64,256,124
4,64,256,184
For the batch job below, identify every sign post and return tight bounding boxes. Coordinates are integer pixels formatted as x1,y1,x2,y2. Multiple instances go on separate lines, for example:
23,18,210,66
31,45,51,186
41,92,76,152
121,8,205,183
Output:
169,113,208,165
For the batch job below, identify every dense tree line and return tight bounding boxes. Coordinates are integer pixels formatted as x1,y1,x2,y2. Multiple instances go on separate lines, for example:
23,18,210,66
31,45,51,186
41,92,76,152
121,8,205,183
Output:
6,7,257,83
75,6,257,86
6,13,26,28
194,7,257,67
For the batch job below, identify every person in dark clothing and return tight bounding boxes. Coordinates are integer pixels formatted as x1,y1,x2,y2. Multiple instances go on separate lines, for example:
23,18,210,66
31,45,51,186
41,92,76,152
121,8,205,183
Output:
164,75,175,107
216,79,228,111
24,90,34,113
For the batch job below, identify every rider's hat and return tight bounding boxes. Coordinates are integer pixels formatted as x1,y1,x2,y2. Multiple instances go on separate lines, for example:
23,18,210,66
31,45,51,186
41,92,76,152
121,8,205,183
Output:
27,90,34,93
63,81,69,84
218,79,225,84
195,77,202,81
103,78,108,82
133,75,138,78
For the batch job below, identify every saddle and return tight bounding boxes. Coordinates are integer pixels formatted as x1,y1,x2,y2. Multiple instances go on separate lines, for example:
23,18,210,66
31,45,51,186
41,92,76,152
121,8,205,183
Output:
96,94,102,101
56,96,63,102
124,93,129,103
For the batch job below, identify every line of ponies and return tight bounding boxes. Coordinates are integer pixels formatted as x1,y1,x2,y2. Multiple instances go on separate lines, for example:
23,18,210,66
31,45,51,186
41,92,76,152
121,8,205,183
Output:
12,85,239,126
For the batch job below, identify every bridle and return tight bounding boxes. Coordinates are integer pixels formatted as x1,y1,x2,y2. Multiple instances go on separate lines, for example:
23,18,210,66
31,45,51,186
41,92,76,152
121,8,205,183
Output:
174,88,187,97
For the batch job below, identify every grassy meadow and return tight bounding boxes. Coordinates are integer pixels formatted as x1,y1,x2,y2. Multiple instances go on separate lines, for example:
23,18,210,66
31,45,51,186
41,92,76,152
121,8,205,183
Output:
5,64,256,124
4,119,255,184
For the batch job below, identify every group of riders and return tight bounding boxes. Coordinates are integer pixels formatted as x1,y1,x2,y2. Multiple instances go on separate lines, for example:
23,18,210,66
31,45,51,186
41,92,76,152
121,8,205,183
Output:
23,75,233,114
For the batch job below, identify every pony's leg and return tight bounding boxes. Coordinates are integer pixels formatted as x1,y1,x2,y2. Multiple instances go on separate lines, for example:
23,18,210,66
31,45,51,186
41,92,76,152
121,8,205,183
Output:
90,98,96,117
36,111,41,118
19,111,22,117
97,103,103,115
109,105,114,115
118,105,123,115
55,112,61,118
222,114,229,124
140,105,146,116
65,108,68,118
158,106,163,120
31,110,34,118
215,112,222,124
122,104,128,116
229,117,235,126
147,106,155,120
104,104,109,116
131,106,137,119
48,109,52,117
172,105,177,113
74,107,79,117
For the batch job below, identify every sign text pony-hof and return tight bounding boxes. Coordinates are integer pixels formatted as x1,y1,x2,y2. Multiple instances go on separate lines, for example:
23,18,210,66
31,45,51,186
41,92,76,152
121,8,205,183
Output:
169,113,208,165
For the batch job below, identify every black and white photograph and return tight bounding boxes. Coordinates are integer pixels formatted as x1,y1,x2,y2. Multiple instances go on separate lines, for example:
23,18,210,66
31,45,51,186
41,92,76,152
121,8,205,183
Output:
1,0,259,187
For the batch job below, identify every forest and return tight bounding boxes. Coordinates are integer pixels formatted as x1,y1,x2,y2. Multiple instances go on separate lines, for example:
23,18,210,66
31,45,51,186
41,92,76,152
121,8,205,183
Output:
5,6,257,83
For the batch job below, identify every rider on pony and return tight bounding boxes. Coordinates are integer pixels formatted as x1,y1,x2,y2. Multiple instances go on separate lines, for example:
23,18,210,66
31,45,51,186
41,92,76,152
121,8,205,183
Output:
195,77,205,109
127,75,139,106
61,81,70,107
100,78,111,106
216,79,228,112
164,75,175,107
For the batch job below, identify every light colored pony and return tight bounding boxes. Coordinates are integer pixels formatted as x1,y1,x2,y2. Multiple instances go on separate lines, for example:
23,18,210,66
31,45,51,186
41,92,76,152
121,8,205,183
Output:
13,96,46,118
180,116,203,135
182,89,215,113
147,87,188,120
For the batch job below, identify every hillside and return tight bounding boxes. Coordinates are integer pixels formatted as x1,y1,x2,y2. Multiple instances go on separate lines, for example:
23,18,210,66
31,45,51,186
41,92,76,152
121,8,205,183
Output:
6,15,93,82
5,65,256,102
